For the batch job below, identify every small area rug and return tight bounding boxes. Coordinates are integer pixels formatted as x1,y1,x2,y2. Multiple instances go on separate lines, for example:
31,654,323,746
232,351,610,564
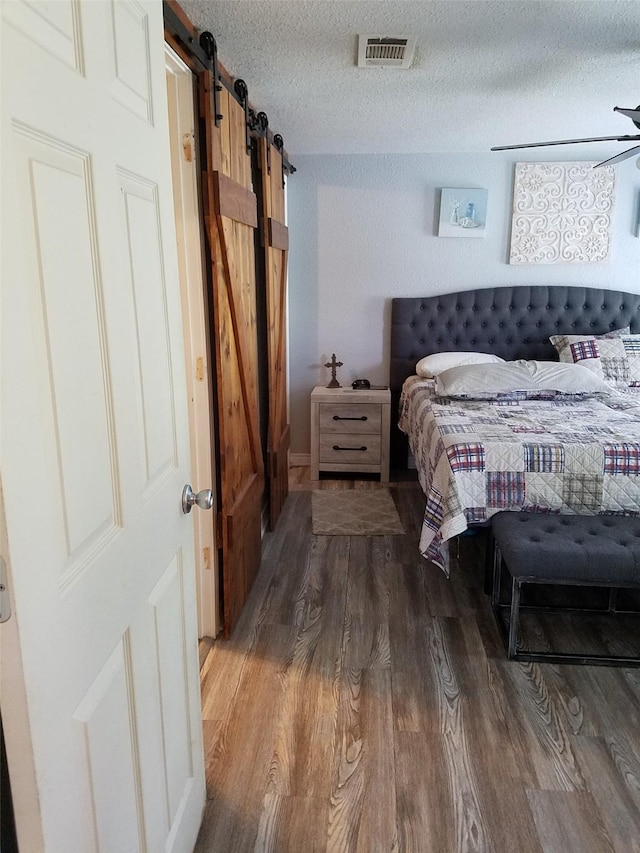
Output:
311,489,404,536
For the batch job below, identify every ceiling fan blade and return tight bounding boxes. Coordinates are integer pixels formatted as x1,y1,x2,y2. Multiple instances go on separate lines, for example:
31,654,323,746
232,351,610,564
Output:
594,145,640,168
491,135,640,151
614,106,640,123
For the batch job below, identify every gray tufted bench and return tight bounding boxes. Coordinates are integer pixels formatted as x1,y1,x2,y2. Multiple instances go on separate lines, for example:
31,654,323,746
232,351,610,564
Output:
491,512,640,666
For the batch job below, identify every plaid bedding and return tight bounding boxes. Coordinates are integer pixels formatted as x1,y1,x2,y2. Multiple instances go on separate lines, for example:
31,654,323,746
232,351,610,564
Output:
398,375,640,573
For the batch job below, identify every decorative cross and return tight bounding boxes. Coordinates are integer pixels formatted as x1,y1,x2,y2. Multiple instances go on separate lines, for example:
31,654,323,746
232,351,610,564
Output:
324,353,343,388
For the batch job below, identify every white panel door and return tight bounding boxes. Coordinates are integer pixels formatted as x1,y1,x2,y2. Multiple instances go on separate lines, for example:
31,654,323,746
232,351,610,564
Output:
0,2,205,851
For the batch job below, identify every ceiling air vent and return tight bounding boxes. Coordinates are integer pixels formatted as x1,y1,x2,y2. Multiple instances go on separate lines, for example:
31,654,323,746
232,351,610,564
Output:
357,35,416,69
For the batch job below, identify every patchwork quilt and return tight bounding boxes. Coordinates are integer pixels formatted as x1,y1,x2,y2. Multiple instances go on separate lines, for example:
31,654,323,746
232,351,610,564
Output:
399,375,640,573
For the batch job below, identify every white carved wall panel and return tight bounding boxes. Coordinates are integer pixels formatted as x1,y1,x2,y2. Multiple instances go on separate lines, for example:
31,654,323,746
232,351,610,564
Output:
119,171,177,494
14,126,120,589
148,553,193,826
509,162,615,264
3,0,84,73
109,0,153,123
73,634,143,852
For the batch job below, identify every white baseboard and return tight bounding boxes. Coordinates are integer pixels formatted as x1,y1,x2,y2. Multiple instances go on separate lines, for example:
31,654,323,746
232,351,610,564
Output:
289,452,310,467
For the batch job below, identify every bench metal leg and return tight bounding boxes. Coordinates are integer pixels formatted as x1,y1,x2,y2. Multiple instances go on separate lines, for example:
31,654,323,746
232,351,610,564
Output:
491,571,640,667
491,540,502,608
508,577,522,659
483,529,494,595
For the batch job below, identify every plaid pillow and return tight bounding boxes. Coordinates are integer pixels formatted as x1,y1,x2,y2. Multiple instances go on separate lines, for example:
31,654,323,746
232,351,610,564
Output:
549,329,640,389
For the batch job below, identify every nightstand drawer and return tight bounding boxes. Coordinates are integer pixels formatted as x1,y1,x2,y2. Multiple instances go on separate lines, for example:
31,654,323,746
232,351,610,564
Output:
319,403,382,434
319,433,381,465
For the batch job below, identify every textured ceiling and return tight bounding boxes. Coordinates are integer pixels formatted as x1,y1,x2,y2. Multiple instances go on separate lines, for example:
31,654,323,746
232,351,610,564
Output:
181,1,640,159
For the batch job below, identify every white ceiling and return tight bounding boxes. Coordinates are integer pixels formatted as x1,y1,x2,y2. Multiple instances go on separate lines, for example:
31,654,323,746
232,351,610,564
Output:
181,0,640,159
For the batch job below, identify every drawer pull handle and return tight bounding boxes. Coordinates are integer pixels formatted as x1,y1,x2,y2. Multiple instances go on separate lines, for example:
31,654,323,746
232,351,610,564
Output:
332,415,368,421
333,445,367,452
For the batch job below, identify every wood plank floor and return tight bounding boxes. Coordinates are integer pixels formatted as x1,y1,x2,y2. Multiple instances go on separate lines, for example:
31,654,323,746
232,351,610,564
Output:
195,471,640,852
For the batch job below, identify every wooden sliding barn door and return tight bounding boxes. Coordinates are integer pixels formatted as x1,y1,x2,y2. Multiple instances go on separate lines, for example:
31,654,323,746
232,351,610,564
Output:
201,75,263,636
258,137,290,529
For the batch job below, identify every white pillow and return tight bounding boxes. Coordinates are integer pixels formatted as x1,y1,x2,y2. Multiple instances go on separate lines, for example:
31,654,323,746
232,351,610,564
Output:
415,351,504,378
524,360,614,393
435,360,612,397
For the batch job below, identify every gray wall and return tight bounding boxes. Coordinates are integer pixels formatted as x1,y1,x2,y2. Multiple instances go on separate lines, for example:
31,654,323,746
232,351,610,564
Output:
288,152,640,456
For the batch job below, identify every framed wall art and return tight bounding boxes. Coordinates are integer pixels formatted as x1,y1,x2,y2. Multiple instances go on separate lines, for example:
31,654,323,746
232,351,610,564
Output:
438,188,488,238
509,162,615,264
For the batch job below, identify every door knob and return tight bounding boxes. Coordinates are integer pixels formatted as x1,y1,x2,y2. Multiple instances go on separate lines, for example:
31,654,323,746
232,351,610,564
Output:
182,484,214,514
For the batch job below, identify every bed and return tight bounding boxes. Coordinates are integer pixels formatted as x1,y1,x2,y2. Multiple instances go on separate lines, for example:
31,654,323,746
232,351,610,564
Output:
389,286,640,572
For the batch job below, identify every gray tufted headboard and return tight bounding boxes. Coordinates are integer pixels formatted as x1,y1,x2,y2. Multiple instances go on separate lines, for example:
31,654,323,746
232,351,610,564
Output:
390,285,640,466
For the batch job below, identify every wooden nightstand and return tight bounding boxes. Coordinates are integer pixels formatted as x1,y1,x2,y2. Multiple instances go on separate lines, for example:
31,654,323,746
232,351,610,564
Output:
310,386,391,482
